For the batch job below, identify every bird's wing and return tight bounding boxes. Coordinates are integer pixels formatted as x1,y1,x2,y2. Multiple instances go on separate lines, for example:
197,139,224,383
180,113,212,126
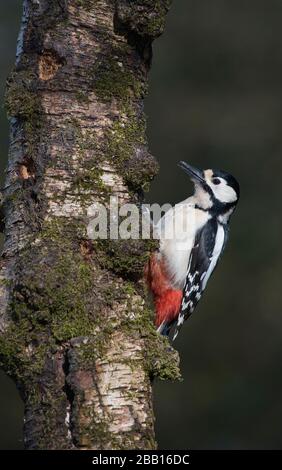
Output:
172,219,227,340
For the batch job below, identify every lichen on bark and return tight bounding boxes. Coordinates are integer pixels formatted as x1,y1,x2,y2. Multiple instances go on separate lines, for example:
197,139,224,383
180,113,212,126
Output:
0,0,180,450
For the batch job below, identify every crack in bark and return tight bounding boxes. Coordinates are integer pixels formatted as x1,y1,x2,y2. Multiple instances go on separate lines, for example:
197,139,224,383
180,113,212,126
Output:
62,348,76,446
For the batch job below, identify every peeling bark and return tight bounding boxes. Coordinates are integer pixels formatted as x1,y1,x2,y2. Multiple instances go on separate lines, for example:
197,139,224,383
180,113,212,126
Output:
0,0,180,450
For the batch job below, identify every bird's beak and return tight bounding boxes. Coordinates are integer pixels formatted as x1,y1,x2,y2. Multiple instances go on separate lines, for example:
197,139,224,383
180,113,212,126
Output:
178,161,205,184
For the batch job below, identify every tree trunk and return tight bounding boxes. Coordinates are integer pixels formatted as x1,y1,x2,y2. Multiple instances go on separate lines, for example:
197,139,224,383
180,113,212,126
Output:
0,0,180,450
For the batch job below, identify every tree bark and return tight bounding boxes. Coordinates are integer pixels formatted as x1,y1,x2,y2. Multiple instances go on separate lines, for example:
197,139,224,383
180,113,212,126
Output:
0,0,180,450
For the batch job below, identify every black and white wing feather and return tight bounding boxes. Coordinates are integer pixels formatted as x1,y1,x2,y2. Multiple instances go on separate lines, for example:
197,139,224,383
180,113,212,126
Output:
173,219,228,340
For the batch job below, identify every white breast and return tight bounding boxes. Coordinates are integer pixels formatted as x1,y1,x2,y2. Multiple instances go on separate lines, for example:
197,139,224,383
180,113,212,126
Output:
156,198,211,289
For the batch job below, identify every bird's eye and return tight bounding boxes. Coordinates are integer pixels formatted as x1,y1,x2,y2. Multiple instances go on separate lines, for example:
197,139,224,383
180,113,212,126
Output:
212,178,221,185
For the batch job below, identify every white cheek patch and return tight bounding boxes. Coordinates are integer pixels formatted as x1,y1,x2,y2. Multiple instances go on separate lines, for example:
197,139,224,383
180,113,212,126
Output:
207,178,237,204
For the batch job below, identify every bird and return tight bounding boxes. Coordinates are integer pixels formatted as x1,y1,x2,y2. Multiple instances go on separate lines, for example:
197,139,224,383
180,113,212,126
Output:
145,161,240,340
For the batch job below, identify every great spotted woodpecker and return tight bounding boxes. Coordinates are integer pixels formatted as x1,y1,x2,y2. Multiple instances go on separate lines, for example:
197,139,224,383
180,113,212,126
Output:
146,161,240,340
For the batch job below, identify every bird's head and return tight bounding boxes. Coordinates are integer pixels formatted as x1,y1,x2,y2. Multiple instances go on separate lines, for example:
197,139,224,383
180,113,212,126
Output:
178,161,240,217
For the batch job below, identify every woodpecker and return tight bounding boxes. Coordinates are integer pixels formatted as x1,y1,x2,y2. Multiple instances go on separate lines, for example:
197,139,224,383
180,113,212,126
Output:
146,161,240,340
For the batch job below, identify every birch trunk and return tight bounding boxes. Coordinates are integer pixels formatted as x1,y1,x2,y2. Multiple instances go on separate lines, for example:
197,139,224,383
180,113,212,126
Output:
0,0,180,450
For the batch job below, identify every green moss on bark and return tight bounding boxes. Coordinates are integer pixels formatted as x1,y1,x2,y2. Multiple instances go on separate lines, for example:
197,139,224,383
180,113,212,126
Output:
94,237,158,280
104,107,159,193
5,68,39,119
0,220,100,381
118,304,181,381
5,67,43,163
94,56,146,103
73,0,99,9
115,0,173,38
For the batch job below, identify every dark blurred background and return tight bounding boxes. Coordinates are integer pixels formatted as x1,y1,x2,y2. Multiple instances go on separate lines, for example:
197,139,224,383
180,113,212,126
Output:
1,0,282,450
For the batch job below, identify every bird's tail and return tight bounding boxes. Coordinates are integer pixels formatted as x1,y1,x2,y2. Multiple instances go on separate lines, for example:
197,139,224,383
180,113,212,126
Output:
157,320,173,336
